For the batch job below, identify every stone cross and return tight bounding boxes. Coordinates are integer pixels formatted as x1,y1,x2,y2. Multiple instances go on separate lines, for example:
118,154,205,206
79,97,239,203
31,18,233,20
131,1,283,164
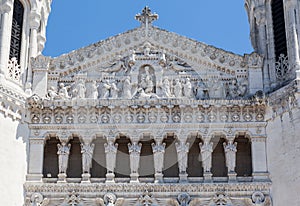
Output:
135,6,158,29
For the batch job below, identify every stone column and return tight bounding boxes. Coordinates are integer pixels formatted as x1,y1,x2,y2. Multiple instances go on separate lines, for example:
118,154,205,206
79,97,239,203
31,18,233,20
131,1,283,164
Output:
152,139,166,183
26,137,45,182
128,141,142,183
223,140,237,182
199,139,213,183
26,10,40,91
0,0,13,79
251,136,269,181
175,141,189,183
80,140,95,183
104,140,118,183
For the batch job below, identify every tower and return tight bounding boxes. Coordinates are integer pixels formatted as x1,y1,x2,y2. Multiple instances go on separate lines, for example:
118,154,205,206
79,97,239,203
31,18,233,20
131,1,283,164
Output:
245,0,300,90
0,0,52,205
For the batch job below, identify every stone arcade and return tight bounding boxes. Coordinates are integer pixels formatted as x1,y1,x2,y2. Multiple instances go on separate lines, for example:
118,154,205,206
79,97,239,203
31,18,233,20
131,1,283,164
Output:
1,1,300,206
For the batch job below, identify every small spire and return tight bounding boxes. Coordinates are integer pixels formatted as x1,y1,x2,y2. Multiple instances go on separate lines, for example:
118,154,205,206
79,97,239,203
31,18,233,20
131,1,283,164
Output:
135,6,158,28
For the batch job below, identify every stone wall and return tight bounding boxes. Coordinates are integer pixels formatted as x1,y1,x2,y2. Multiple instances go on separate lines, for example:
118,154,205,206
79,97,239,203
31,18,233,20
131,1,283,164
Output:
266,107,300,206
0,114,28,205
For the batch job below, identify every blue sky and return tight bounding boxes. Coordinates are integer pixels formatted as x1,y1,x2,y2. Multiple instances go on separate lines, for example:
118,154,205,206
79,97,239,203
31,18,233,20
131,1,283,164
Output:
43,1,253,57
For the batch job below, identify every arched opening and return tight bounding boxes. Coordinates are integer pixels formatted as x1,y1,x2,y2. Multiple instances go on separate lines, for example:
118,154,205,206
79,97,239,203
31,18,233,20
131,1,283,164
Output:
43,137,59,178
235,136,252,177
139,138,155,178
90,137,106,178
10,0,24,63
67,137,82,178
115,136,131,178
163,135,179,178
187,136,203,177
271,0,288,60
211,137,227,177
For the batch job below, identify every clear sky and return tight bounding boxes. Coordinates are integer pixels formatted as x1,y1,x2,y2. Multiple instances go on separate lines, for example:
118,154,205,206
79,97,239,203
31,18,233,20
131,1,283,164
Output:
43,0,253,57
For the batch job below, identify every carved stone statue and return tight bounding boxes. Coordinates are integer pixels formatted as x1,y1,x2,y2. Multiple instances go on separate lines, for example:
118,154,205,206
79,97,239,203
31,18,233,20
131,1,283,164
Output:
81,143,95,173
104,193,117,206
161,78,173,98
175,141,189,174
46,86,58,100
104,141,118,173
122,77,132,99
87,80,98,99
151,142,166,173
140,66,154,93
223,141,237,173
195,79,208,100
128,142,142,174
57,142,71,174
58,83,71,99
199,141,213,173
110,82,119,99
209,79,225,99
101,80,111,99
183,78,193,98
73,79,86,98
173,78,183,98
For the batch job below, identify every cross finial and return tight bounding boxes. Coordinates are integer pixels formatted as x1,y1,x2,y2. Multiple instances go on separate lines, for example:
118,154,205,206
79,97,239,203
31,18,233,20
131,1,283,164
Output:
135,6,158,28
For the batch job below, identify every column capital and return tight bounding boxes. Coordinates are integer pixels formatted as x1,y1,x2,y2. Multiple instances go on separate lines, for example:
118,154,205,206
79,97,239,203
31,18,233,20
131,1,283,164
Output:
0,0,13,13
29,10,41,29
56,131,72,143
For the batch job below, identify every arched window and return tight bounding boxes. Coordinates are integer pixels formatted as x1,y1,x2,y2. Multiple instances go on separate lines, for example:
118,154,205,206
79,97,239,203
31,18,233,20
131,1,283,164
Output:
271,0,288,60
187,136,203,177
43,137,59,178
139,139,155,178
211,137,227,177
10,0,24,63
90,137,106,178
235,136,252,177
163,135,179,178
115,136,131,178
67,137,82,178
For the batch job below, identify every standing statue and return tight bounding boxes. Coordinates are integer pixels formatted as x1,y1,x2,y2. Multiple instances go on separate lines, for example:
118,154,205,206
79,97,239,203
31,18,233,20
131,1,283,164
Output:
87,80,98,99
175,141,190,174
46,86,58,100
210,79,225,99
58,83,71,99
183,78,193,98
161,78,173,98
122,77,132,99
173,78,183,98
223,141,238,173
73,79,86,98
110,82,119,99
57,142,71,174
101,80,111,99
195,79,208,100
104,141,118,173
128,142,142,174
81,143,95,173
199,141,213,173
151,142,166,174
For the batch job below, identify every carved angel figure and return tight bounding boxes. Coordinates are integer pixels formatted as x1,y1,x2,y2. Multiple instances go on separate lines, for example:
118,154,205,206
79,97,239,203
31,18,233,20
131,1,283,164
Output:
101,80,111,99
152,142,166,173
128,142,142,174
81,143,95,173
183,78,193,98
223,141,237,173
199,141,213,173
161,78,174,98
46,86,58,100
58,83,71,99
87,80,99,99
104,141,118,173
57,142,71,174
110,82,119,99
72,79,86,98
175,142,189,174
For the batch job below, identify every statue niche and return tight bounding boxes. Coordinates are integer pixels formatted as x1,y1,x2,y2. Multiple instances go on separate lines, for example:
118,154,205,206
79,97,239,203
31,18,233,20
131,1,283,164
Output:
138,65,156,94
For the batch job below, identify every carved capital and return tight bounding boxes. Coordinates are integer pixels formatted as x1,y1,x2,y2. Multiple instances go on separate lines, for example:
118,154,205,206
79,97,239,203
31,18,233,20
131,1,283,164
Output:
56,131,72,143
29,10,41,29
0,0,13,13
31,55,50,72
254,6,266,26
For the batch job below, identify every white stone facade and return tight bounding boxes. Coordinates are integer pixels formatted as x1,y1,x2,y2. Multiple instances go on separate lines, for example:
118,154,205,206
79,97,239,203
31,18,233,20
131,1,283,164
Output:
0,1,300,206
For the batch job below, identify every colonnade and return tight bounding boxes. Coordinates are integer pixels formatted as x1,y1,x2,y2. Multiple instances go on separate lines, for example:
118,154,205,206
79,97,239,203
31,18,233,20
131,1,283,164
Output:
26,131,269,184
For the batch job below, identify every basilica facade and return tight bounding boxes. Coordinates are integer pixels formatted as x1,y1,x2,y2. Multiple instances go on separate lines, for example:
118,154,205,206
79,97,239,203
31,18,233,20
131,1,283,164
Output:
0,1,300,206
